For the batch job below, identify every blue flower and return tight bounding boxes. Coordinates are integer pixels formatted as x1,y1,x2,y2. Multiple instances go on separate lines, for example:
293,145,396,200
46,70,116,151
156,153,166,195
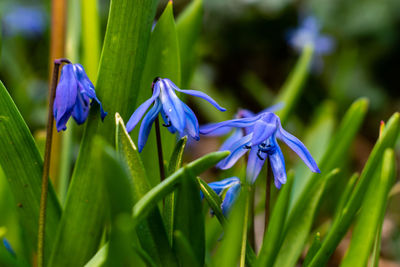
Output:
200,112,320,188
126,77,226,152
2,238,15,257
201,177,241,216
53,63,107,131
287,16,335,71
2,5,47,38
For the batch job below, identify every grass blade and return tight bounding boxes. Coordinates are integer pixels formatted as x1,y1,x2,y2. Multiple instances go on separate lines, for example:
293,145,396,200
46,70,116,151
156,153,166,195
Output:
0,81,61,261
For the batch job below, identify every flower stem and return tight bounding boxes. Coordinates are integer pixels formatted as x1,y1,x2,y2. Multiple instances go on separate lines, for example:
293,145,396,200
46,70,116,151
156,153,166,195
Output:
264,159,272,233
154,117,166,182
38,58,70,267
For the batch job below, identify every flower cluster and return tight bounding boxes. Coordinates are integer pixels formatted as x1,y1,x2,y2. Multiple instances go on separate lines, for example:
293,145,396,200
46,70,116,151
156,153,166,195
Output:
53,63,107,131
200,111,320,188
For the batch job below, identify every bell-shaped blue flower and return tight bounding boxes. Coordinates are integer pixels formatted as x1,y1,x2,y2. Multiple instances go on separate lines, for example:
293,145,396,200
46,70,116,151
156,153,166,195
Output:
126,77,226,152
200,112,320,188
53,63,107,131
201,177,241,216
287,16,335,71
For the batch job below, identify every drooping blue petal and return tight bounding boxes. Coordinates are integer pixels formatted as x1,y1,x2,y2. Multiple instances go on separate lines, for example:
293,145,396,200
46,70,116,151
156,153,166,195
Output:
182,102,200,140
220,129,243,152
276,119,320,173
164,78,226,111
126,82,161,132
268,139,287,189
246,146,266,184
315,35,335,54
138,99,163,152
71,92,90,124
217,133,253,169
74,64,108,120
53,64,78,131
221,183,241,216
202,177,240,199
200,115,261,135
159,79,186,133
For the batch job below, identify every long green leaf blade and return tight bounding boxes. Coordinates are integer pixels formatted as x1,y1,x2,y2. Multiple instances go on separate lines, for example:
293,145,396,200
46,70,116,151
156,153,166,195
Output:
0,81,61,261
340,148,396,267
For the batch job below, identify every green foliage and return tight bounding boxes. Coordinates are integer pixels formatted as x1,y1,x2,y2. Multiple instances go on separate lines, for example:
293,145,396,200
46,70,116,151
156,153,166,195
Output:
0,81,61,261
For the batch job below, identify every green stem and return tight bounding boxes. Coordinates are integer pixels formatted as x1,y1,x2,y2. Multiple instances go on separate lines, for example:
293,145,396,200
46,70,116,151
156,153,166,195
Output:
152,78,165,182
38,58,70,267
264,159,272,233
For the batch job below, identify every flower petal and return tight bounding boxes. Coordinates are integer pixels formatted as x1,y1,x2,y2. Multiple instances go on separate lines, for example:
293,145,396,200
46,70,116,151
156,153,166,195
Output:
161,109,177,134
217,133,253,169
220,129,243,152
221,183,241,216
200,115,261,135
74,64,108,120
71,92,90,124
246,147,266,184
138,99,163,152
159,79,186,133
126,82,161,132
204,177,240,198
250,113,278,145
276,119,320,173
53,64,78,131
182,102,200,140
268,139,287,189
165,78,226,111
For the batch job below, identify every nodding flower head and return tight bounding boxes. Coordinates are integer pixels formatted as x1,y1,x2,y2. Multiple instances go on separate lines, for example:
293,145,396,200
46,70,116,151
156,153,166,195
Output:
201,177,241,216
126,77,226,152
200,111,320,188
53,63,107,131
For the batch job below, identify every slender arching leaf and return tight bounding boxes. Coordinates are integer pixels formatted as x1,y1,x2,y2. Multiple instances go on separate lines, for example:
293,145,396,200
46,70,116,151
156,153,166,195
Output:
115,113,177,265
132,151,230,223
49,0,159,265
0,81,61,261
340,149,396,267
275,45,313,124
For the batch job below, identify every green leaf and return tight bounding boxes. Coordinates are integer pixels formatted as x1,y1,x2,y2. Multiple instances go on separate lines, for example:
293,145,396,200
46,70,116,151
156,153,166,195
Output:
340,149,396,267
173,170,204,266
115,113,175,265
176,0,203,87
173,231,201,267
303,233,321,266
0,81,61,261
50,0,159,265
84,245,107,267
308,112,400,267
94,139,144,267
333,173,359,220
81,0,101,80
256,171,294,267
165,137,188,243
132,151,229,223
198,178,225,224
213,186,248,267
136,0,181,187
49,137,108,267
275,45,313,123
273,169,340,267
